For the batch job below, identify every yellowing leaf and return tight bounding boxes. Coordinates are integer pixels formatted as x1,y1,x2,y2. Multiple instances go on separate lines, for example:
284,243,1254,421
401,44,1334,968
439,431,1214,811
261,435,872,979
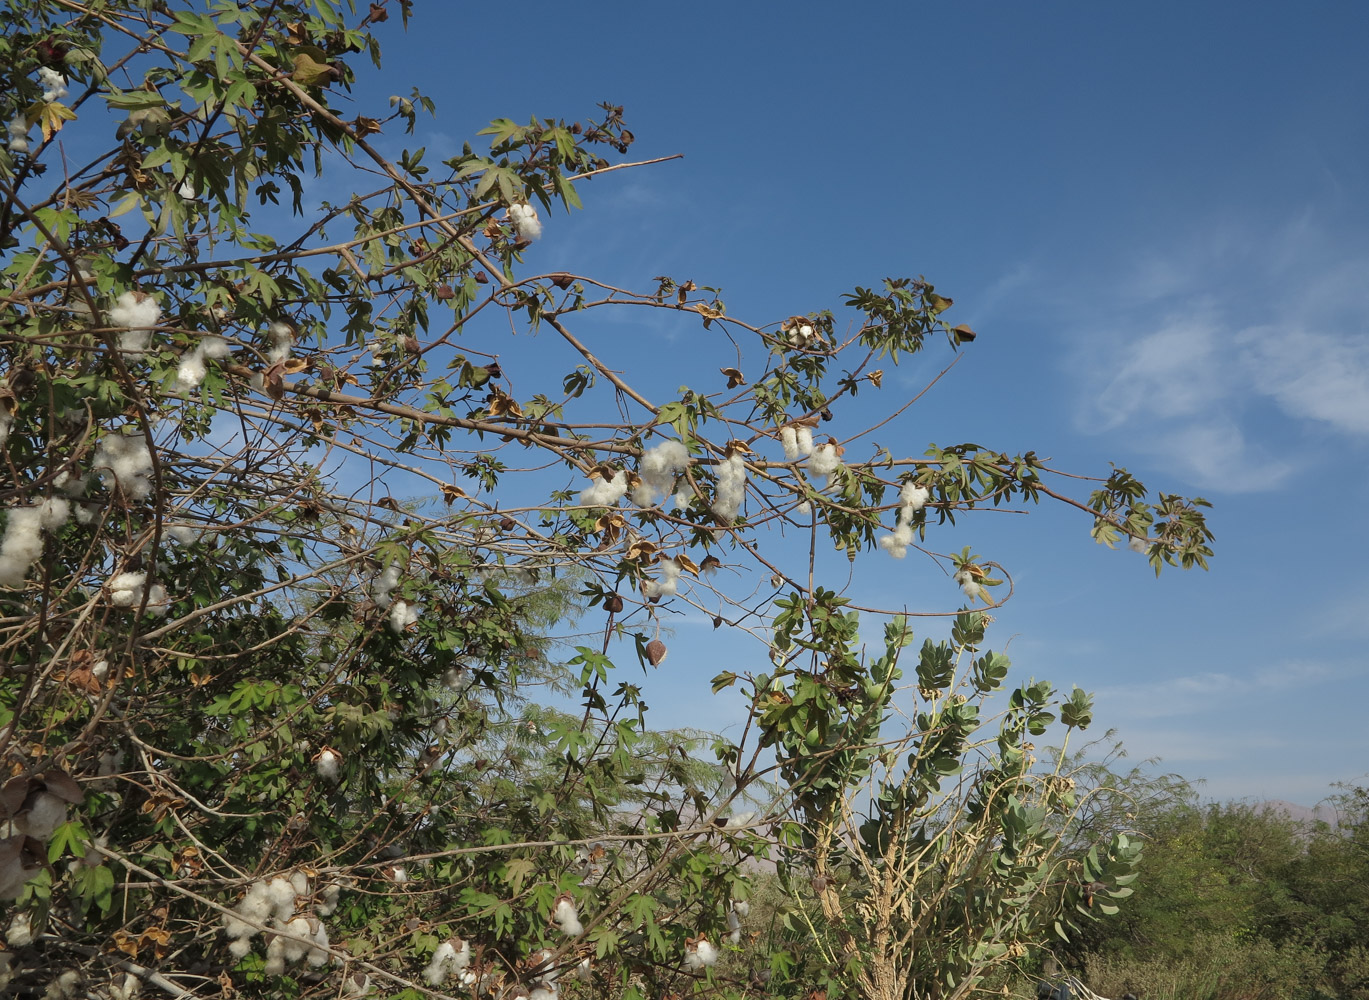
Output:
36,101,78,142
290,45,336,87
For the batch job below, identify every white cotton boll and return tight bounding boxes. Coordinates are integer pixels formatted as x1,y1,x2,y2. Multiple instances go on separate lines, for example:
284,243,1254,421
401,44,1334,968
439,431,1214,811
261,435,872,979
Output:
177,179,196,200
509,203,542,241
634,440,691,506
109,973,142,1000
579,469,628,507
280,916,312,962
724,810,755,830
878,523,914,560
316,748,340,782
1128,535,1148,554
7,137,28,153
37,67,68,102
108,291,161,356
710,453,747,522
175,352,208,391
553,895,583,937
6,911,32,947
0,510,40,585
424,941,458,986
266,877,298,922
228,936,253,959
696,938,719,966
732,899,750,918
306,921,330,967
780,425,799,462
18,790,68,839
200,335,231,360
315,882,341,917
7,115,27,139
370,563,401,605
144,583,169,615
899,482,930,514
961,581,982,602
442,667,467,691
0,410,12,446
289,870,310,897
389,600,420,634
166,524,198,544
263,936,286,976
93,432,155,500
107,571,147,607
530,988,557,1000
796,426,814,456
343,972,372,998
953,568,973,587
796,501,812,516
576,958,592,983
727,909,741,944
807,444,842,482
45,971,81,1000
267,322,294,364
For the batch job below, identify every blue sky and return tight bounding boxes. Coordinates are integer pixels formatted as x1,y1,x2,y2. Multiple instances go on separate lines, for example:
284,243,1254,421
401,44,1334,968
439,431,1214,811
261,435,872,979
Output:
350,2,1369,805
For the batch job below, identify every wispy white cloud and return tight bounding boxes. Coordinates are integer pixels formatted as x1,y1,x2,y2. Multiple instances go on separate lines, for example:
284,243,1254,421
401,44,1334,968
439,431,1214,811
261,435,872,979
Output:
1065,212,1369,493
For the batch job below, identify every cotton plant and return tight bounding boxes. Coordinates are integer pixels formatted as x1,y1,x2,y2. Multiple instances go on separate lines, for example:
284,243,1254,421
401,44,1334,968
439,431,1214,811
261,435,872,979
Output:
389,599,420,634
878,479,931,559
683,934,719,971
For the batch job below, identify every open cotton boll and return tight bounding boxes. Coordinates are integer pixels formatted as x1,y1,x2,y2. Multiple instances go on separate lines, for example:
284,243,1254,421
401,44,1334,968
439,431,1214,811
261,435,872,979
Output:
529,988,557,1000
710,453,747,522
389,600,419,634
263,936,286,976
0,410,12,447
508,203,542,241
175,352,208,391
267,322,294,363
93,432,155,500
780,425,799,461
370,563,401,605
727,908,741,944
899,481,930,515
7,115,30,154
6,911,32,947
1128,535,1148,554
961,581,982,601
107,571,147,607
316,748,341,782
227,936,253,959
37,67,68,102
0,502,68,587
579,469,628,507
108,291,161,356
796,426,814,456
200,335,232,360
553,894,583,937
634,440,690,505
878,523,914,559
807,444,842,484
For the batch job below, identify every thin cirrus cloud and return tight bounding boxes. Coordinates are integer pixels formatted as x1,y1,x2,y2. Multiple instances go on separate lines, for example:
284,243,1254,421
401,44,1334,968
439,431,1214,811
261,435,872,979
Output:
1070,223,1369,492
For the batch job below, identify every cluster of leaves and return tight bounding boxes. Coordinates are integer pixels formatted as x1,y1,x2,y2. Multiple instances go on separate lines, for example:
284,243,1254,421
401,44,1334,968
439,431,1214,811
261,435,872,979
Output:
0,3,1213,1000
